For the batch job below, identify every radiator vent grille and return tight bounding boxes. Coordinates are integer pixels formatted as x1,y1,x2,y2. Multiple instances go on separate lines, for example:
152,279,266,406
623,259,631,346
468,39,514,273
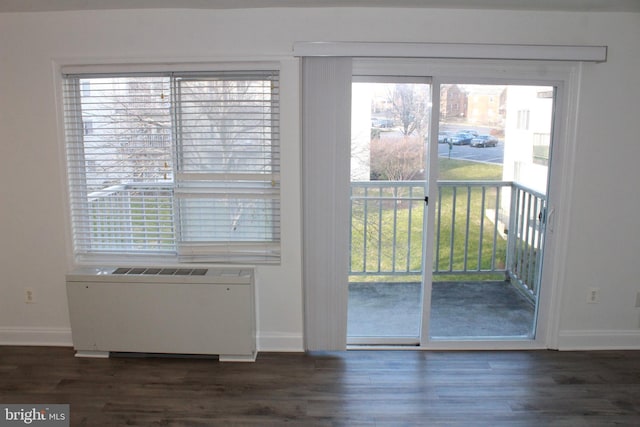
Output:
112,267,208,276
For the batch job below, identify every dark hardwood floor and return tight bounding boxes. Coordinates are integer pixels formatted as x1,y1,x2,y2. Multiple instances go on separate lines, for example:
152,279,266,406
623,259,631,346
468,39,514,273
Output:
1,346,640,426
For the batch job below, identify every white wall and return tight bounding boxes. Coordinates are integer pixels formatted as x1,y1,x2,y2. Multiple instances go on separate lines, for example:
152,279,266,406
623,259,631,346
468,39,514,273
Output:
0,7,638,350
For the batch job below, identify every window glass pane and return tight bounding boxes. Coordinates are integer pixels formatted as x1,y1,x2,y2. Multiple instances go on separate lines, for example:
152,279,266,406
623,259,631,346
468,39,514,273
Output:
348,81,431,342
175,74,280,254
79,77,173,191
431,84,554,340
177,77,277,176
179,196,279,242
67,76,175,254
351,82,429,183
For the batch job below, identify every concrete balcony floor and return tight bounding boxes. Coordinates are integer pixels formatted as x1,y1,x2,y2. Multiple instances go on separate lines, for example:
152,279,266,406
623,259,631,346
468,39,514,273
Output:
347,280,535,339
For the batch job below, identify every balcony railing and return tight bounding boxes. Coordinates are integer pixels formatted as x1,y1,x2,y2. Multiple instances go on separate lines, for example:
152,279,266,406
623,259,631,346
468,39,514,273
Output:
85,183,174,252
350,181,426,277
507,183,547,299
350,180,547,301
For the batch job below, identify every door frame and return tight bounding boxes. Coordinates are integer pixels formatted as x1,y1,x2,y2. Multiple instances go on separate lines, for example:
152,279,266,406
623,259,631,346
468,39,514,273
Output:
349,58,581,350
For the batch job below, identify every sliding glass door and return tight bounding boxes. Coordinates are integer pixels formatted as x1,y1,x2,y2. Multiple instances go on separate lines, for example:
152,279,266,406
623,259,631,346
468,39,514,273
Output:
346,72,556,346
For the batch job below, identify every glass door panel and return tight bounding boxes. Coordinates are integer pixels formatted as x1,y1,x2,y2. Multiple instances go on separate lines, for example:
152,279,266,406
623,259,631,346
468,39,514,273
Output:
347,79,431,345
430,84,554,339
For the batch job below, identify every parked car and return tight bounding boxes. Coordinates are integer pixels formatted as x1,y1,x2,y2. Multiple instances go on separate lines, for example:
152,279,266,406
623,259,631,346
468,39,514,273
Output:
460,129,479,137
371,118,394,128
449,132,475,145
438,131,452,144
470,134,499,147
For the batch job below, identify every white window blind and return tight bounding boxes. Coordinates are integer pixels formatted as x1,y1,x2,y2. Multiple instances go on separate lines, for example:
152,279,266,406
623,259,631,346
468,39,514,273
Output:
63,69,280,263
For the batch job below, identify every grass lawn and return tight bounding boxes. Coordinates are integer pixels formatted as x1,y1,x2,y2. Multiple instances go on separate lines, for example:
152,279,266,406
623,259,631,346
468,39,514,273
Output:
350,158,507,282
438,157,502,181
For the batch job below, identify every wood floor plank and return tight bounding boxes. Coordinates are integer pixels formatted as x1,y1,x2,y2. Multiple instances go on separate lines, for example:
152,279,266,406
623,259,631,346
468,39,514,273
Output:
1,347,639,426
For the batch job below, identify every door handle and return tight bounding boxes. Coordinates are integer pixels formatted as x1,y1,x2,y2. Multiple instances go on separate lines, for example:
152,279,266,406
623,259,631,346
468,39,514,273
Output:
547,207,556,233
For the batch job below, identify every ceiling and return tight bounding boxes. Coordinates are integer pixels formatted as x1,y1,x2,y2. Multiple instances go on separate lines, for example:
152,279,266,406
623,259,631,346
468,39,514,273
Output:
1,0,639,13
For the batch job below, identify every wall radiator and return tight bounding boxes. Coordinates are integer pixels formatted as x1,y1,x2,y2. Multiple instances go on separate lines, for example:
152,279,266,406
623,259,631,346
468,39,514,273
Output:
66,267,256,362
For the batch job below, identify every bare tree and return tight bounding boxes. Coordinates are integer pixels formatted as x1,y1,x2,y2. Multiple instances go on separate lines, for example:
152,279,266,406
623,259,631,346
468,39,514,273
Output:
177,78,274,174
81,76,274,188
388,85,430,137
80,77,172,189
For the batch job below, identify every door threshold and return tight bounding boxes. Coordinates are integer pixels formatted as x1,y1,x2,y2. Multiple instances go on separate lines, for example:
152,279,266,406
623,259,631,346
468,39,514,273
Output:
348,337,420,346
348,344,420,351
348,341,546,351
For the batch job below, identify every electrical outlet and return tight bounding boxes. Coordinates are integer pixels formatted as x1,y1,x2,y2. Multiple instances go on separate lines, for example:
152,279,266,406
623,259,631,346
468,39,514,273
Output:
588,288,599,304
25,288,35,304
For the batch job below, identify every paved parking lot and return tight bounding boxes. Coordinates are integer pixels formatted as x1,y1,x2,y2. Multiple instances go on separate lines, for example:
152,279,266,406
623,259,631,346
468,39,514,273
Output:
438,141,504,164
376,125,504,165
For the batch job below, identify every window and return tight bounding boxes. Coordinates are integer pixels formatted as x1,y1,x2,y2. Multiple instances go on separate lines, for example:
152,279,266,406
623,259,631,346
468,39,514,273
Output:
517,109,530,130
63,69,280,263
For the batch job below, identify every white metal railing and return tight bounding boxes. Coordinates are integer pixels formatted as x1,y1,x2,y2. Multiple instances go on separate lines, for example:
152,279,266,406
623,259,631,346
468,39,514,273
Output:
86,182,174,252
350,180,547,299
506,183,547,299
434,180,511,276
350,181,426,276
87,184,132,247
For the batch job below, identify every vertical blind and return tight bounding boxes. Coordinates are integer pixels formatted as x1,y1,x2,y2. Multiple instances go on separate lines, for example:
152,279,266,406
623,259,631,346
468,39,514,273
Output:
63,70,280,263
301,57,352,351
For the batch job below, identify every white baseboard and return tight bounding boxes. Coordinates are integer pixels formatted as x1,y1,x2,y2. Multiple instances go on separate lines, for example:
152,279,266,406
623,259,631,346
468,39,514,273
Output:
3,327,636,352
0,327,304,353
0,327,73,347
257,332,304,352
558,329,640,350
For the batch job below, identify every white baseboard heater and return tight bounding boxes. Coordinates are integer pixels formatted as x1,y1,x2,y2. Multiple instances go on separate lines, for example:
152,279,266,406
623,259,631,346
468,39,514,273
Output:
66,267,256,362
